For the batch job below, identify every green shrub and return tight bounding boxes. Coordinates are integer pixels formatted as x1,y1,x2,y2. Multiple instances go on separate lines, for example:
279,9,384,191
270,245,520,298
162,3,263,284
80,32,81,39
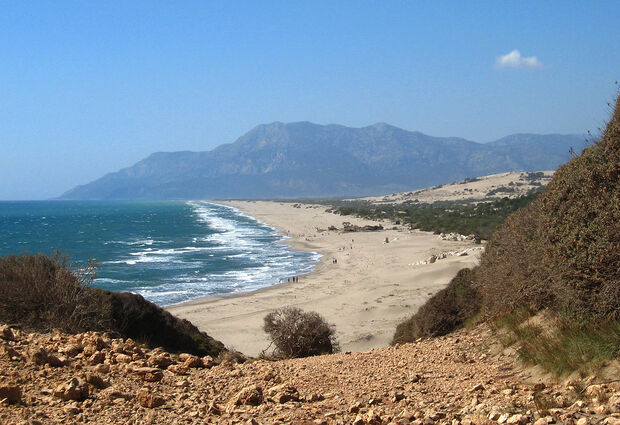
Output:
263,307,338,358
392,268,480,343
476,95,620,322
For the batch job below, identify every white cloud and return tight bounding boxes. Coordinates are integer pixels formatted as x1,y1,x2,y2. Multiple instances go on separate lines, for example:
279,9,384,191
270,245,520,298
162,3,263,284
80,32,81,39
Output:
495,50,542,69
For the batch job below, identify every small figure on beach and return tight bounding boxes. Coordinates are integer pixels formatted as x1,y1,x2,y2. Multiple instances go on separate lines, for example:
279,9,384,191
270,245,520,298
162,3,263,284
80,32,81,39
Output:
385,237,389,243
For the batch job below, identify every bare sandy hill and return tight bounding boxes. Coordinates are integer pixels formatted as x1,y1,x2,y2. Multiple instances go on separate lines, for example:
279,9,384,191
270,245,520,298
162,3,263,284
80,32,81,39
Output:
360,171,554,204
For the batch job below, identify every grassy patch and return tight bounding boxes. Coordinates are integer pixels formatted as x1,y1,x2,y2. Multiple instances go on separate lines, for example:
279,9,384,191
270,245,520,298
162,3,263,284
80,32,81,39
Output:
491,310,620,377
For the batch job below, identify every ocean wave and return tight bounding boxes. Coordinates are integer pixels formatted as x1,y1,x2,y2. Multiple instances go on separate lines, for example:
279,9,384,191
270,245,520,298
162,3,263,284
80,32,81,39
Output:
104,238,172,246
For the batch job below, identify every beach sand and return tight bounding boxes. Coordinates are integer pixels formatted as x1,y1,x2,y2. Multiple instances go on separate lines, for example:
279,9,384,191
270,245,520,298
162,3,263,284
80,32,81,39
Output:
167,201,482,356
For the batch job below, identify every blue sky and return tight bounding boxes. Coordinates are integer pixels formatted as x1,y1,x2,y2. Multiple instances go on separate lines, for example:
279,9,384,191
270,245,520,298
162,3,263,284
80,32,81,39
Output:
1,1,619,200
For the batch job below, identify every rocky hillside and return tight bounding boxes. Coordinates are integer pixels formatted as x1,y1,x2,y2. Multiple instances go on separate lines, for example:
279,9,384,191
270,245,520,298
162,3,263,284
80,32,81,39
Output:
2,324,619,425
58,122,584,200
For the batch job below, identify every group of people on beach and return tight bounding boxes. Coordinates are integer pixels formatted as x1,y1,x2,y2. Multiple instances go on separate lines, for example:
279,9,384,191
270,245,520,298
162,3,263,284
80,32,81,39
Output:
287,276,299,283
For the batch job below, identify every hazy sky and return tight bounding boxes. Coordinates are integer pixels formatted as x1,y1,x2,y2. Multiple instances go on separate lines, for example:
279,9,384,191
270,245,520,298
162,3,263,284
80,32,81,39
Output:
1,1,619,200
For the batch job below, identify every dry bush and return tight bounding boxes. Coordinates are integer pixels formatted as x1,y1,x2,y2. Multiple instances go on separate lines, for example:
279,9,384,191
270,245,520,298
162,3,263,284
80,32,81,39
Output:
392,268,480,343
0,253,108,332
0,253,226,357
263,307,338,358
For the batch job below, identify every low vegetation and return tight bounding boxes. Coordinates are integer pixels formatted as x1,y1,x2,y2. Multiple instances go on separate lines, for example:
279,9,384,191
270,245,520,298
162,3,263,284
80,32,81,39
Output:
392,268,479,343
0,254,225,357
263,307,339,358
324,193,540,240
394,95,620,376
490,310,620,377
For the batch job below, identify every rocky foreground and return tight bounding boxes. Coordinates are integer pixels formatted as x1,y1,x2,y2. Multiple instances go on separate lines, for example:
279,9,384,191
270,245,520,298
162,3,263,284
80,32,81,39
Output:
1,324,618,425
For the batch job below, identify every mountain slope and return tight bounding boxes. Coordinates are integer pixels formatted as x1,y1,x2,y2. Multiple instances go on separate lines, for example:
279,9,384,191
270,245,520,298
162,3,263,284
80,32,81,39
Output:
59,122,585,199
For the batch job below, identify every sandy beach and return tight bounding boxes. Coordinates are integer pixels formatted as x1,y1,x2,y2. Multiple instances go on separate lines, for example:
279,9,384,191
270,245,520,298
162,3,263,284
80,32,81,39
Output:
167,201,482,356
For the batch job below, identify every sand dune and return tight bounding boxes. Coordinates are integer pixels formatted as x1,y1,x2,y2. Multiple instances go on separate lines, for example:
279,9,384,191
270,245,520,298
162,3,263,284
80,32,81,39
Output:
167,201,482,356
360,170,553,204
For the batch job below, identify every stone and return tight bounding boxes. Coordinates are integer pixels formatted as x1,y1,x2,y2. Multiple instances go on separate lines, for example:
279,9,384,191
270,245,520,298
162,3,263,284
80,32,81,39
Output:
99,387,133,401
267,384,300,403
183,355,204,368
168,364,189,375
365,409,382,425
62,401,81,415
87,352,106,365
202,355,215,368
137,388,165,408
0,384,22,403
0,325,16,341
609,394,620,413
94,363,110,374
1,345,23,361
488,411,501,421
498,413,510,424
30,346,49,365
204,400,222,415
115,353,132,364
576,418,589,425
506,414,528,425
46,354,66,367
147,353,173,369
233,384,263,406
594,404,610,414
82,344,98,356
58,344,80,357
348,402,362,413
132,367,163,382
391,391,405,402
85,373,109,389
54,378,89,401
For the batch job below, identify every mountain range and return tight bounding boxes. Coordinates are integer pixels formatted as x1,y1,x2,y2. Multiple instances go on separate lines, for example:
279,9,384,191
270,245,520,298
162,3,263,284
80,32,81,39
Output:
59,122,586,199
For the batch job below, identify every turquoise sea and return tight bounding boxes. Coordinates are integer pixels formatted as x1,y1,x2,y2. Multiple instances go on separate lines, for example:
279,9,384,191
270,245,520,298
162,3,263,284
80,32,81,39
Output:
0,201,320,306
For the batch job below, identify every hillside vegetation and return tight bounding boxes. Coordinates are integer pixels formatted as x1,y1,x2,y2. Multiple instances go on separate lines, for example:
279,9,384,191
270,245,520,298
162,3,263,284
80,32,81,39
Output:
394,96,620,375
0,254,226,357
324,193,540,240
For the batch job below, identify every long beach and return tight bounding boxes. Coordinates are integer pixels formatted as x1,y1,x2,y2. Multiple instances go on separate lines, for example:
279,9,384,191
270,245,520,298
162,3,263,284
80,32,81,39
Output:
167,201,482,356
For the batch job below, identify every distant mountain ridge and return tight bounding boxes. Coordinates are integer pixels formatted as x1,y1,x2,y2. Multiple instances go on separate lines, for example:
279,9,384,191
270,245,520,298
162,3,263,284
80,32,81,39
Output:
59,122,586,199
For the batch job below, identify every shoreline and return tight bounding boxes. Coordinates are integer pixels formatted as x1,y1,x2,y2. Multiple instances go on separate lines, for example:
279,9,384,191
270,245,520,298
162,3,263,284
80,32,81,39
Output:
167,201,482,356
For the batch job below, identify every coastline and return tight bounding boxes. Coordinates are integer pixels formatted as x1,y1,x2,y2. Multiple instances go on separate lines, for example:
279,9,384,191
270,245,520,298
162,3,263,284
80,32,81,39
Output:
167,201,483,356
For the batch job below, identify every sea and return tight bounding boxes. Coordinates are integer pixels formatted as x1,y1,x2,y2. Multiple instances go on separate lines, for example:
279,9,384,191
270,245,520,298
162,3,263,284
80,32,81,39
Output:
0,201,321,306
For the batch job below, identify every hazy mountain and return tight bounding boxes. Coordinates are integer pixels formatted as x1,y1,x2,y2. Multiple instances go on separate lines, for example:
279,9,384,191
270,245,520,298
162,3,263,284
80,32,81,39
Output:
59,122,586,200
